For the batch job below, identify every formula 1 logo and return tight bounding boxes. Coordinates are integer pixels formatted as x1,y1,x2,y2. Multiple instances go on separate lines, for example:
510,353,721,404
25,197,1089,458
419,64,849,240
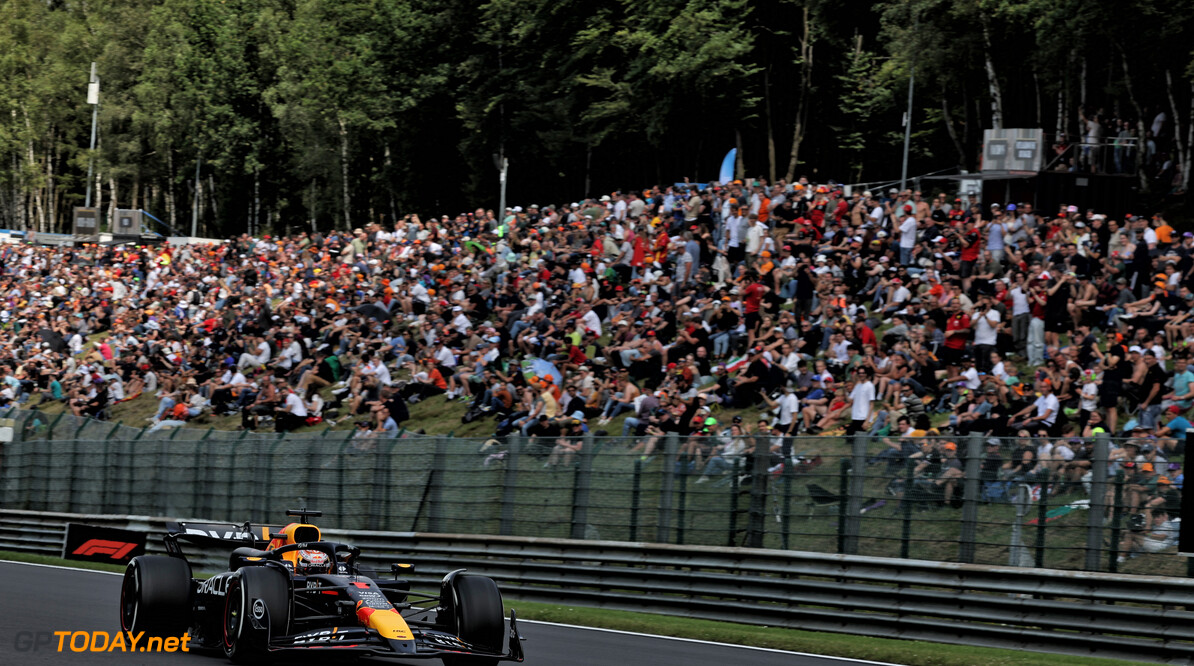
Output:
72,540,138,561
63,524,145,565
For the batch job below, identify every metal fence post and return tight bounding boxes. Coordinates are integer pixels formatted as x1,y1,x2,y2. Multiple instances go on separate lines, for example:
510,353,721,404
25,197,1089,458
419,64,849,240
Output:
1035,468,1051,568
569,433,595,540
1084,432,1110,571
499,436,521,536
746,434,769,548
781,457,794,550
655,433,679,543
675,462,689,545
837,457,850,554
1108,470,1127,573
427,437,448,534
629,457,642,542
842,434,867,555
958,433,982,563
727,458,742,546
900,457,915,559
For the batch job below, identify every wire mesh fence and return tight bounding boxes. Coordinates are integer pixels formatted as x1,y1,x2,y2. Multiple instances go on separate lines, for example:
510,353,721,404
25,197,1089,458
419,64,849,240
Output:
0,409,1187,576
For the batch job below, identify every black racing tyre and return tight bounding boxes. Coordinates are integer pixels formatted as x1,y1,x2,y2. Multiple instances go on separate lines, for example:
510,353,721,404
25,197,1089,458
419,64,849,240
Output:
222,566,290,664
442,574,504,666
119,556,191,638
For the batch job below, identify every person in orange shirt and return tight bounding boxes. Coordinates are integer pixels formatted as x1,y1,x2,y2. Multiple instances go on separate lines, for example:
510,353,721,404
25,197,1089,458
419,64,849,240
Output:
400,360,447,403
757,250,775,275
1154,215,1174,246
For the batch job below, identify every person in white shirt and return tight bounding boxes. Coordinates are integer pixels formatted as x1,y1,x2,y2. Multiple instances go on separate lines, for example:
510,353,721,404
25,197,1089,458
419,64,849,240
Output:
275,336,303,371
433,341,457,368
971,295,1002,373
276,385,309,432
580,306,603,338
237,335,271,371
898,206,918,265
612,192,627,221
760,384,800,434
1010,381,1059,430
848,367,876,435
1010,279,1031,357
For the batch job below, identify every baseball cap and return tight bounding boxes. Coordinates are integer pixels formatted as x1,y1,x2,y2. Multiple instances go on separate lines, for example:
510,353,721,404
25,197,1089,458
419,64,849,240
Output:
943,442,957,451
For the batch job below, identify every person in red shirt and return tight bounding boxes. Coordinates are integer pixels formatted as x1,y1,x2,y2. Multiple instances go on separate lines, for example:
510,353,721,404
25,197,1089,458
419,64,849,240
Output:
742,271,770,346
855,321,878,350
958,219,982,291
943,303,971,367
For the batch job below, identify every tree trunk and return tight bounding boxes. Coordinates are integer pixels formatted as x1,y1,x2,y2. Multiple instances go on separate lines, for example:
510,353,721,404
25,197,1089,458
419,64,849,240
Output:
309,179,317,232
1119,50,1150,192
784,5,813,181
108,176,117,230
384,145,396,225
941,91,967,169
131,171,140,216
1187,78,1193,192
1056,86,1065,138
195,169,204,234
980,20,1003,129
46,136,56,232
207,174,219,226
166,152,177,228
764,67,775,183
1165,70,1187,193
735,129,745,181
253,168,261,235
1033,71,1042,128
1080,56,1087,109
338,114,351,230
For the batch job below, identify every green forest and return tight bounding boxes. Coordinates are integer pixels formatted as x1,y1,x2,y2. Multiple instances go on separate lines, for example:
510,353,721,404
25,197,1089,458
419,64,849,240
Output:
2,0,1192,236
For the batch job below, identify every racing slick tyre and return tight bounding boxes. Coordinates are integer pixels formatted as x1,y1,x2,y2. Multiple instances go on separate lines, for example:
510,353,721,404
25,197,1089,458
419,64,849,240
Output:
120,555,191,638
442,574,504,666
222,566,290,664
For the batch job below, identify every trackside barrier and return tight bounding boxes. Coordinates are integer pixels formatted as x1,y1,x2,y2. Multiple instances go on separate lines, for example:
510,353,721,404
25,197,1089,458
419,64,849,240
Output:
0,510,1191,663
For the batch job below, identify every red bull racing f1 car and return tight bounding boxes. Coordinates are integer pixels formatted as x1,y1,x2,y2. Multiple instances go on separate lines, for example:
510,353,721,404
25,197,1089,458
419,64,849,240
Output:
119,509,524,664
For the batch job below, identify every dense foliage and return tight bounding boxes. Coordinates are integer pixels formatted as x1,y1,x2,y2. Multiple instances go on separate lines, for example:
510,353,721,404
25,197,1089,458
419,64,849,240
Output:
1,0,1192,235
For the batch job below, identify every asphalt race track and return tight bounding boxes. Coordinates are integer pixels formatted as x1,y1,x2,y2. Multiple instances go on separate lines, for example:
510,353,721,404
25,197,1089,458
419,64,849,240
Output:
0,562,896,666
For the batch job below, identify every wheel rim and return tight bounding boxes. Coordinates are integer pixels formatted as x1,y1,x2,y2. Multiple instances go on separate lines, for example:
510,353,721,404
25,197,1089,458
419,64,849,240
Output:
120,564,139,633
223,577,243,650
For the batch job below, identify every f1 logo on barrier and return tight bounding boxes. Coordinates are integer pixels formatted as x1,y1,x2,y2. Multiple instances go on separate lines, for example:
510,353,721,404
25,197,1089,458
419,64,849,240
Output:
72,540,139,561
63,524,145,565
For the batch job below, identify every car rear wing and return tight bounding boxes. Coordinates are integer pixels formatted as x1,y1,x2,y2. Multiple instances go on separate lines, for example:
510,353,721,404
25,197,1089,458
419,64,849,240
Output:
163,520,281,552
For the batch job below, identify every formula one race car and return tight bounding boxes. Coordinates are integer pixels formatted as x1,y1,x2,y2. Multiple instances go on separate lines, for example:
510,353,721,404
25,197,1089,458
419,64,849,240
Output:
119,509,524,664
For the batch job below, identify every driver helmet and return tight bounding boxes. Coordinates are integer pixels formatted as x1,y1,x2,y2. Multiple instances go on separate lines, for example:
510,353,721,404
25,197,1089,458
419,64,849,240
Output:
296,549,331,576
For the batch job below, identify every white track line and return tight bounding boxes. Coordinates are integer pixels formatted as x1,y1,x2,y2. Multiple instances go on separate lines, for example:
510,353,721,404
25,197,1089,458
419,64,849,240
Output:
516,619,904,665
0,560,902,665
0,559,121,575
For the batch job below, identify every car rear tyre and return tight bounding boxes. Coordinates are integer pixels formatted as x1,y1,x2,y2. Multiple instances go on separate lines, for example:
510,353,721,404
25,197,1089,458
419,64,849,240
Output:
442,574,504,666
119,556,191,638
222,566,290,664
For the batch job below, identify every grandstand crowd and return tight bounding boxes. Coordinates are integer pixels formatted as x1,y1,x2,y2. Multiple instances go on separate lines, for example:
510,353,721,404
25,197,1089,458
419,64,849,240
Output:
2,179,1185,559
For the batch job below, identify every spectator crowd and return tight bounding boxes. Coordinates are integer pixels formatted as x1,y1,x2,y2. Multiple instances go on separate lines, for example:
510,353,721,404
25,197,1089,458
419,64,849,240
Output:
2,178,1185,560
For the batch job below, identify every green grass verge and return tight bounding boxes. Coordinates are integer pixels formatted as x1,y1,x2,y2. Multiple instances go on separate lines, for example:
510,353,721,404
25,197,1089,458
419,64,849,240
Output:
503,601,1144,666
0,551,1146,665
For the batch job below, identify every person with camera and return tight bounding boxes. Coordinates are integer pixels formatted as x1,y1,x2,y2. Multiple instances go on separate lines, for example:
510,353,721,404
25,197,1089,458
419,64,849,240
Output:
1118,506,1180,564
